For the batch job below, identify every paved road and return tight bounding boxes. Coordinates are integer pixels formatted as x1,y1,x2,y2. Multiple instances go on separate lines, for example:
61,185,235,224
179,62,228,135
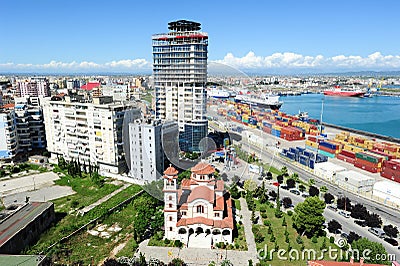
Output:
0,172,60,196
3,185,75,206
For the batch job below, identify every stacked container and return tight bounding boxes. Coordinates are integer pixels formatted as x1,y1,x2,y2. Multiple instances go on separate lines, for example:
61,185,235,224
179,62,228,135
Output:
381,160,400,183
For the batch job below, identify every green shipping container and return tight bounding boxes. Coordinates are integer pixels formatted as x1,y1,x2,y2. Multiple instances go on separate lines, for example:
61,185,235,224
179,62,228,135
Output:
355,152,379,163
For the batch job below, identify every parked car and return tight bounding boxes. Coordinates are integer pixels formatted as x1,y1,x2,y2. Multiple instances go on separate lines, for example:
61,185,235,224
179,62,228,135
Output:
281,185,289,190
384,238,398,246
368,227,386,238
289,189,300,195
338,210,350,218
327,205,337,211
341,232,349,239
354,220,367,227
301,193,309,198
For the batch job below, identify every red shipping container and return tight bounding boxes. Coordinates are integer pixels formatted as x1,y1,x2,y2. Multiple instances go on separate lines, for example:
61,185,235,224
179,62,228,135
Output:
319,145,337,154
340,150,356,158
308,136,317,142
370,149,394,160
354,157,380,168
381,166,400,178
354,162,379,173
263,126,272,134
380,171,400,183
383,160,399,170
337,154,355,164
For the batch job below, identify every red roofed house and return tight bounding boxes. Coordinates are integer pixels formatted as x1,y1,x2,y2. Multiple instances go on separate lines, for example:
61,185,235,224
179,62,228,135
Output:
163,162,234,247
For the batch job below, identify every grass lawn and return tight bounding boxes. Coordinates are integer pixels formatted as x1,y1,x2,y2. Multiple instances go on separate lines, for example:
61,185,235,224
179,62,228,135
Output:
26,184,142,257
141,91,154,103
233,199,241,210
53,197,140,264
254,201,338,266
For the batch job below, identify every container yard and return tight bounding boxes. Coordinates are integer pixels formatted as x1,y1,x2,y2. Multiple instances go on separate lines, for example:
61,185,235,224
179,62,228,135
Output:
209,98,400,207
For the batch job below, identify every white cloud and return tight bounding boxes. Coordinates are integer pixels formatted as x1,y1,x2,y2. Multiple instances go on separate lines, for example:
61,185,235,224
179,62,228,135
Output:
215,51,400,70
0,58,151,72
2,52,400,73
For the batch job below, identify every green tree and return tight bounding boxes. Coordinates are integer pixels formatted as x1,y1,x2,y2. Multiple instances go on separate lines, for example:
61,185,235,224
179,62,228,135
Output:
178,170,191,184
298,184,306,193
308,178,315,186
133,194,158,242
229,183,240,199
293,196,326,237
281,166,288,176
320,185,328,193
244,179,257,192
351,238,389,265
291,172,300,182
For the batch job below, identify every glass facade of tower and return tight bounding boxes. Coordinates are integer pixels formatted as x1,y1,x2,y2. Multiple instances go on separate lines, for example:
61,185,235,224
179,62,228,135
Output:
152,20,208,152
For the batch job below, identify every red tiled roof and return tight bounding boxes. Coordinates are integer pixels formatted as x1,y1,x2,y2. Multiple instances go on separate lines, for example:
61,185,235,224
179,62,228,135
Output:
187,186,214,203
181,179,197,189
308,261,383,266
191,162,215,175
213,196,225,211
215,180,224,191
164,165,178,176
179,203,188,210
81,82,100,91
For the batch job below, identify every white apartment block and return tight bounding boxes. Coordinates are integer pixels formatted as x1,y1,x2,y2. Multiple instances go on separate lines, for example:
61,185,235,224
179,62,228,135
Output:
17,77,50,97
42,95,141,177
152,20,208,152
128,119,178,183
0,110,18,162
14,97,46,153
102,84,129,102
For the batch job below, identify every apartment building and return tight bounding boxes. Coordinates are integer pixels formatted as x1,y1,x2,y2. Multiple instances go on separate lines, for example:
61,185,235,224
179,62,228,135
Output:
0,108,18,162
152,20,208,152
14,97,46,153
17,77,50,97
128,119,178,183
42,95,141,176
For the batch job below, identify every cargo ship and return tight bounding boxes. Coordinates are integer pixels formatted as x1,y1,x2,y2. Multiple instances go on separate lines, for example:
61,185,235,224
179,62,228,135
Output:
323,85,365,97
234,92,283,110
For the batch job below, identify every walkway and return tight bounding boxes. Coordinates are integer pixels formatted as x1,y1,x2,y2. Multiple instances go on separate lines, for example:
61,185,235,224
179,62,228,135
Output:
77,183,130,215
137,198,259,265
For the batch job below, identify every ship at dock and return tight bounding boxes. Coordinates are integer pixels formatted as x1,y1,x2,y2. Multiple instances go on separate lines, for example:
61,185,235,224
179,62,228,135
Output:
323,85,366,97
234,91,283,110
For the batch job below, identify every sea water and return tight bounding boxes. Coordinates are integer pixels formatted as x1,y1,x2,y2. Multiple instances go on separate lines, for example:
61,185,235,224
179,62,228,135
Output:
280,94,400,139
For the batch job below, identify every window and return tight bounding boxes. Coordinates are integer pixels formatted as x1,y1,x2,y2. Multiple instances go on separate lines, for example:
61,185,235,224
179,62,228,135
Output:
169,216,173,221
215,213,220,217
196,205,204,213
168,195,172,201
169,227,173,231
182,211,186,216
169,203,173,208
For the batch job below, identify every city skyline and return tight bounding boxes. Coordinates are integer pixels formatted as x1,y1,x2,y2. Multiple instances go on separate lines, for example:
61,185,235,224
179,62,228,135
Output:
2,0,400,73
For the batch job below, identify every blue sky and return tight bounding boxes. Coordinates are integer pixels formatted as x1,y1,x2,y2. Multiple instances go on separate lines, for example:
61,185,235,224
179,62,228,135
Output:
1,0,400,73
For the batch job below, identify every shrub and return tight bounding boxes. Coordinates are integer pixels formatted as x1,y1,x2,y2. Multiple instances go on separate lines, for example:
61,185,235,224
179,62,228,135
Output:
311,236,318,243
296,235,303,244
274,210,283,218
263,220,271,226
261,212,268,219
287,210,293,216
164,238,170,245
260,206,266,213
329,236,335,243
267,226,273,234
71,200,79,208
270,233,276,242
